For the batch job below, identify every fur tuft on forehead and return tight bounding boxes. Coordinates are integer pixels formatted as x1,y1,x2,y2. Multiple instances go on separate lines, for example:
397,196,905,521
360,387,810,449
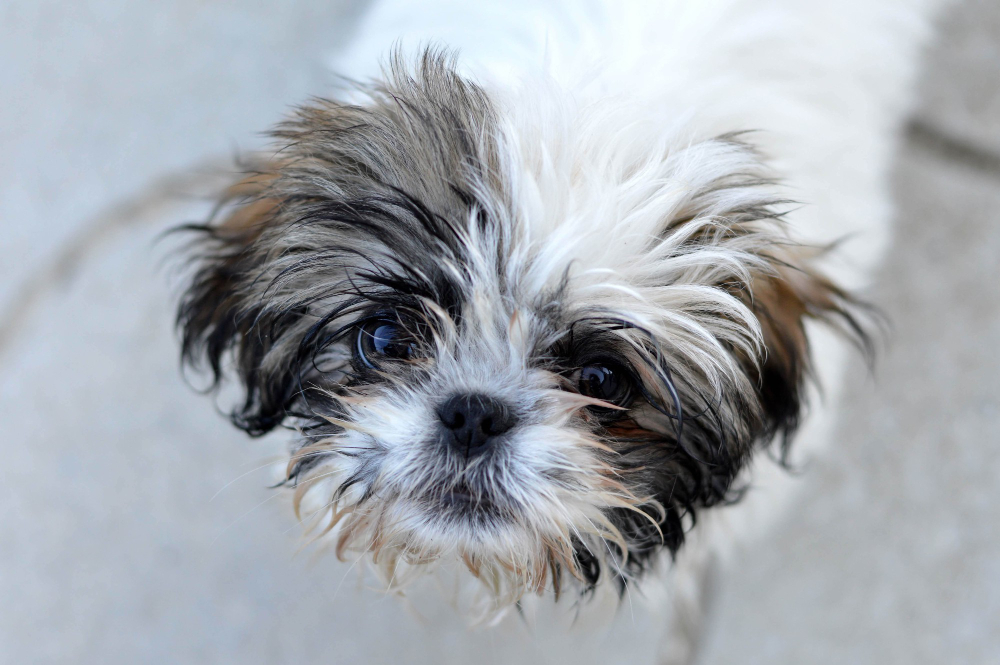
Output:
176,49,871,607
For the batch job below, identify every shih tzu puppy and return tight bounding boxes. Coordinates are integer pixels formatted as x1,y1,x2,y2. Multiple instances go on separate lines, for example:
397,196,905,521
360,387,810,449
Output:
176,0,943,660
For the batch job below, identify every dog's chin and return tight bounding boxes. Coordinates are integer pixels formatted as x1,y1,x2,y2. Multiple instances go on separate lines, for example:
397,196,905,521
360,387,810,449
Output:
411,485,511,536
333,476,574,572
430,484,503,518
426,468,565,534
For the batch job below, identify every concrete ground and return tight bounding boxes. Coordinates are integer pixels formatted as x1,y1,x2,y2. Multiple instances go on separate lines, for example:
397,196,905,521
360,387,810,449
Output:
1,1,997,663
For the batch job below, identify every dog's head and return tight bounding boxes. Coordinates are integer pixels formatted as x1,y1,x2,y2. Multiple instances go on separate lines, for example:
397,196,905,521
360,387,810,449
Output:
178,53,868,606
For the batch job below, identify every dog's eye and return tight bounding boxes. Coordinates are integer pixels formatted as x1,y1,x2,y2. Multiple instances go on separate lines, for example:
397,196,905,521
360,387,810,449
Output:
356,319,416,369
578,359,635,409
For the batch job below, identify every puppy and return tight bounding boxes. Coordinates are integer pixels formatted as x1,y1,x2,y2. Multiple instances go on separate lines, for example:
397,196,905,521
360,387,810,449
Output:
176,0,943,660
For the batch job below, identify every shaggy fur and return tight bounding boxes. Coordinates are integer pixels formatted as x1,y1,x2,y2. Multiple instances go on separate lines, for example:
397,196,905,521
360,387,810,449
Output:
180,51,869,598
176,0,944,659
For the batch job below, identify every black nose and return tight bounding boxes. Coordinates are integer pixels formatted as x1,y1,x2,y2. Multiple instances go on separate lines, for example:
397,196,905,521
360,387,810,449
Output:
437,394,516,457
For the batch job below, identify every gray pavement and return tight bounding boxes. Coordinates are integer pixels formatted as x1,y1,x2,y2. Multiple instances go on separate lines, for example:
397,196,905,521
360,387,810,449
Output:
1,1,998,663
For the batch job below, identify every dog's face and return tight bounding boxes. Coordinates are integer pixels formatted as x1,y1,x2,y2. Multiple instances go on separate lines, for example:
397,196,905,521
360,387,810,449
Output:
178,54,865,605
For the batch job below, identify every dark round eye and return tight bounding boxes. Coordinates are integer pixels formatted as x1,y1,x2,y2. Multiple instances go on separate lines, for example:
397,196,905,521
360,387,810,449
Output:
578,359,635,409
356,319,415,368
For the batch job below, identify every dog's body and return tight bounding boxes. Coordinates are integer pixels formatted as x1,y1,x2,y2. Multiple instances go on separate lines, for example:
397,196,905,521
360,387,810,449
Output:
177,1,943,662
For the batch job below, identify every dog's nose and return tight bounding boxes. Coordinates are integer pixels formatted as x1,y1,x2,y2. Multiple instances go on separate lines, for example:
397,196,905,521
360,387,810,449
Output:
437,394,516,457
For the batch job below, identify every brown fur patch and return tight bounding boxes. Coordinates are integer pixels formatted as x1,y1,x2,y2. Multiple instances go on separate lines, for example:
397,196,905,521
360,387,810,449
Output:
743,252,871,452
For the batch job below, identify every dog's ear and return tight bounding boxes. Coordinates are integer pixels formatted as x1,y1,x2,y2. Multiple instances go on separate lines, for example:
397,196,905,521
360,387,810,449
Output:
744,258,873,457
177,169,304,436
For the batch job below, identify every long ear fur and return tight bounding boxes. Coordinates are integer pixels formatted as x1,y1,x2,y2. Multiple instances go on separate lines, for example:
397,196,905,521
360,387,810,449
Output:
744,255,875,459
176,168,295,436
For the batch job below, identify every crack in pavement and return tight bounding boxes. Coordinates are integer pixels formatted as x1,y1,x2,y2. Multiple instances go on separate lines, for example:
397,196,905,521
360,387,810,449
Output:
0,160,231,365
907,118,1000,177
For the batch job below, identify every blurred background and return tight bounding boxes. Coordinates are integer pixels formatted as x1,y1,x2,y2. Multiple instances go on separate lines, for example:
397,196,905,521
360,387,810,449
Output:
1,1,998,663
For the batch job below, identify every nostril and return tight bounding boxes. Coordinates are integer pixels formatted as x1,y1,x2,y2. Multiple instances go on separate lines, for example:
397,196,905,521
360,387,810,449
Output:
438,400,466,430
482,403,514,436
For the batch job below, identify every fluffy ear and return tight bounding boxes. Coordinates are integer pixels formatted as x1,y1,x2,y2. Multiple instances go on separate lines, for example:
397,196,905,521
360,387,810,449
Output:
744,256,874,457
176,54,498,437
176,169,301,436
